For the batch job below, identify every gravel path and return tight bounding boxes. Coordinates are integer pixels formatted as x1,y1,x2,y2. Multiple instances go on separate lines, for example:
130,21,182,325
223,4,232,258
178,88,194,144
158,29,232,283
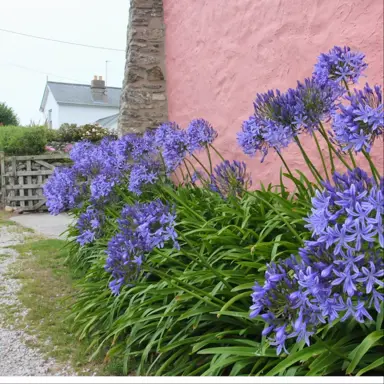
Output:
0,224,72,376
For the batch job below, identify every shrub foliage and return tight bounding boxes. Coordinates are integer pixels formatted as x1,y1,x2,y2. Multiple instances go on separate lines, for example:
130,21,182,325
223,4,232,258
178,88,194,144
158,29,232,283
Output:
0,102,19,126
0,125,48,155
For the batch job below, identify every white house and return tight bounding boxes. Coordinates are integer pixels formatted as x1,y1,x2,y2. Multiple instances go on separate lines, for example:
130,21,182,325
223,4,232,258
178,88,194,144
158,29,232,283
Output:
39,76,121,129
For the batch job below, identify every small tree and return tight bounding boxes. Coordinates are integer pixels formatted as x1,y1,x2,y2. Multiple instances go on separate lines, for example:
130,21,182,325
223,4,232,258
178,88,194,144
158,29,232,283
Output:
0,102,19,126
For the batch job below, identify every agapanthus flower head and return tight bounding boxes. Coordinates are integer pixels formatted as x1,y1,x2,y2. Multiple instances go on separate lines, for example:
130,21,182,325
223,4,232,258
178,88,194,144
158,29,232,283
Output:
237,89,297,161
237,115,269,161
118,199,179,252
43,166,82,215
131,130,159,162
210,160,252,198
250,259,317,355
313,46,368,87
186,118,218,153
70,138,123,180
155,122,188,172
332,83,383,152
105,233,143,295
128,159,161,195
76,205,104,246
293,78,341,133
115,133,138,161
251,168,384,354
105,199,178,294
90,174,119,203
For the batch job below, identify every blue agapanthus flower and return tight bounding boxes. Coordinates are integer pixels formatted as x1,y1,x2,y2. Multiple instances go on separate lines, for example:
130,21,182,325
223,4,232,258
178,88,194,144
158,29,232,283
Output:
251,168,384,355
238,81,339,161
155,122,189,172
210,160,252,198
76,206,104,246
131,130,159,162
186,118,218,153
105,200,178,294
332,83,383,153
90,174,119,203
128,160,161,195
313,46,367,87
43,166,82,215
293,78,341,133
237,115,268,160
115,133,137,162
237,89,297,161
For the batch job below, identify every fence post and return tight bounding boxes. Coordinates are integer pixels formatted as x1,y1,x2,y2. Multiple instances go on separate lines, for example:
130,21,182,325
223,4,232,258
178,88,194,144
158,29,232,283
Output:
0,152,5,207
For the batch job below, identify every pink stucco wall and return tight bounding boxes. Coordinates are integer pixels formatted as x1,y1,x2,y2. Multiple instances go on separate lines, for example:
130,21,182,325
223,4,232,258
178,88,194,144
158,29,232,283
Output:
163,0,383,185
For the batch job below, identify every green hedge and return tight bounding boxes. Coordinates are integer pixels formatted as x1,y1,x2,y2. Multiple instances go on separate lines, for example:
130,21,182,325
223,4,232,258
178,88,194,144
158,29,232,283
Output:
0,125,48,155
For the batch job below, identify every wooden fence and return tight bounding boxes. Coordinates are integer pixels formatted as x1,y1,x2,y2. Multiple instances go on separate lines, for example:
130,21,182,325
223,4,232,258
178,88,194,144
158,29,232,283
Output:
0,152,69,213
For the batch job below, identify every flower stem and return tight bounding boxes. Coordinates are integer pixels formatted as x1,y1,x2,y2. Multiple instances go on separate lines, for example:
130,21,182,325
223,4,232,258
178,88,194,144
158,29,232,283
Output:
159,153,167,171
293,136,323,186
362,149,381,182
183,159,194,184
343,81,359,168
276,151,294,179
342,79,352,98
191,154,211,177
178,165,186,183
318,123,353,171
209,144,226,162
205,144,213,174
173,171,182,185
348,149,357,168
184,157,209,185
317,123,336,174
312,131,330,181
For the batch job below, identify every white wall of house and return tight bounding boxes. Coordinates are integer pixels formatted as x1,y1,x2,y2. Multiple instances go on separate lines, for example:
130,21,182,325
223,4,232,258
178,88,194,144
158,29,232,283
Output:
57,104,120,128
43,91,60,128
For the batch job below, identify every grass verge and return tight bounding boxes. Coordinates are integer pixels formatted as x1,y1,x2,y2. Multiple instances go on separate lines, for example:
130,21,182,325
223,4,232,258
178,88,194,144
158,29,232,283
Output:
2,228,123,375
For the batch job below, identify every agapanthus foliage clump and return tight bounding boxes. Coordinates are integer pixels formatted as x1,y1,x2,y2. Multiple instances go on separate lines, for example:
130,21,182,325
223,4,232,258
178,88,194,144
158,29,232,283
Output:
313,45,367,87
332,83,383,153
251,168,384,354
210,160,251,198
45,44,383,376
105,200,178,295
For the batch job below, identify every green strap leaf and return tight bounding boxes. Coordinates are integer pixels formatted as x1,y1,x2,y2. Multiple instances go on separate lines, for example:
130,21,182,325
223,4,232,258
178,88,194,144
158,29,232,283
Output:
346,330,384,374
266,344,326,376
356,357,384,376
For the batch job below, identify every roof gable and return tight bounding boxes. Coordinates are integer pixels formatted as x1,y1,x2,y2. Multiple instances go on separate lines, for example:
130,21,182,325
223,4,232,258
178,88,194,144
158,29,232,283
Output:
40,81,121,111
95,113,119,127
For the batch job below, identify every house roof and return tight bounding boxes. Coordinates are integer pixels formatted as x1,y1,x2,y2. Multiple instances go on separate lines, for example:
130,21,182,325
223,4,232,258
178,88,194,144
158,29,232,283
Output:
95,113,119,128
40,81,121,111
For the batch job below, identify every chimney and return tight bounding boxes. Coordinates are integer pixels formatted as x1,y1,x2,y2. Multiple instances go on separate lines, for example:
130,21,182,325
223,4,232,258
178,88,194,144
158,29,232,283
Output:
91,75,106,90
91,75,106,102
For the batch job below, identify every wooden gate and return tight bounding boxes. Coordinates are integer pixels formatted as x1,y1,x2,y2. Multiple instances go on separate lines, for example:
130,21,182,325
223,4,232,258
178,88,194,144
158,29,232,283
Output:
0,152,69,212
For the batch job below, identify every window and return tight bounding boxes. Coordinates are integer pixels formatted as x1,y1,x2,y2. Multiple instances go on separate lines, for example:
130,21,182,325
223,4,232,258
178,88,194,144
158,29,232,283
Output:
48,109,52,129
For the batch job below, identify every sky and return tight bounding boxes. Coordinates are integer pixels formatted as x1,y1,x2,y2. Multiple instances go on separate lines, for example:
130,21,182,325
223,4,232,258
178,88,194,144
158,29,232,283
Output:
0,0,130,125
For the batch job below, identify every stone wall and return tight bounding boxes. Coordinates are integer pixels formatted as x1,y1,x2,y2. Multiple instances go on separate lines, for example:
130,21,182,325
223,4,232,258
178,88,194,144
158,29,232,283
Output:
118,0,168,135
